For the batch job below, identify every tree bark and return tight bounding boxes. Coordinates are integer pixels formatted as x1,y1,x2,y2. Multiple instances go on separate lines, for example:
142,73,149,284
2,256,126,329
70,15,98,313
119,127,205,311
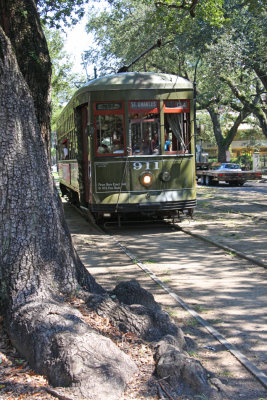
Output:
0,0,52,156
254,64,267,93
207,105,251,162
207,106,228,162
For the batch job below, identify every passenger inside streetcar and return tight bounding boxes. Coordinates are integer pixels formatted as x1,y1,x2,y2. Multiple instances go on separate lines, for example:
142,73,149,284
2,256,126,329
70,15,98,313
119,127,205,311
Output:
152,133,159,154
97,143,110,153
62,139,69,159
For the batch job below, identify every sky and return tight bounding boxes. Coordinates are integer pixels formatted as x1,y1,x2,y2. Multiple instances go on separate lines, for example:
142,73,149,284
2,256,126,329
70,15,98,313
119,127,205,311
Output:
63,1,108,78
64,14,91,76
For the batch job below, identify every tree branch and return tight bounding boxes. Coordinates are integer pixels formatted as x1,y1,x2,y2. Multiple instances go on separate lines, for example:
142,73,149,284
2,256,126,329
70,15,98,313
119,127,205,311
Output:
220,75,267,138
155,0,199,16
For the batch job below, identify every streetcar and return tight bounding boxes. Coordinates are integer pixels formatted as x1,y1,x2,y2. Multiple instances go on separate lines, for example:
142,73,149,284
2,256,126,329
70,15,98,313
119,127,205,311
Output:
56,72,196,221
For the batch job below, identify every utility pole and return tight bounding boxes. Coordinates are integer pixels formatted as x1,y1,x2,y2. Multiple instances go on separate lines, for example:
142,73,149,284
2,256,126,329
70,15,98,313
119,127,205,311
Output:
193,57,200,166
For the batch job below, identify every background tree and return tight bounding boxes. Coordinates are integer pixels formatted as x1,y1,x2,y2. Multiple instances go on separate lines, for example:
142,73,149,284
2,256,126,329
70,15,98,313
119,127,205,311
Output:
83,0,225,76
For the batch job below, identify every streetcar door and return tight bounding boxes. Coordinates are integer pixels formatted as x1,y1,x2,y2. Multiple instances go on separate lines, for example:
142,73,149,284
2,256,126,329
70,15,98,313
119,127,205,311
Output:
131,119,160,155
77,104,90,205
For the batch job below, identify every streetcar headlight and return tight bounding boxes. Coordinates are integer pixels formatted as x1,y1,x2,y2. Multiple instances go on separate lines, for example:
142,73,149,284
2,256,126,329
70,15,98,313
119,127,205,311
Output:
139,172,153,187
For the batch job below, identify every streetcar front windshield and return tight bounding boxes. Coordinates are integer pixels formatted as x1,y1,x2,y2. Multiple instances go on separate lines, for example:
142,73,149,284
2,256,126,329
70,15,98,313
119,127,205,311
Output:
131,119,160,155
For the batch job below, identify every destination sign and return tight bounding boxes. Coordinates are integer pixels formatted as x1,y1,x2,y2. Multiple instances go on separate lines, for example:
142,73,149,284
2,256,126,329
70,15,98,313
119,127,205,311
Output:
95,102,122,111
129,101,159,112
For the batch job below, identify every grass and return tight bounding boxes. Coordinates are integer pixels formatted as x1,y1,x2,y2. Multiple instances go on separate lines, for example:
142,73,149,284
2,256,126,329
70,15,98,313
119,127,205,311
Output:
197,201,210,208
222,370,234,378
188,351,198,357
165,307,179,318
198,193,213,198
208,319,223,325
143,259,157,264
193,305,208,313
227,251,237,257
161,276,171,283
185,317,199,327
194,394,209,400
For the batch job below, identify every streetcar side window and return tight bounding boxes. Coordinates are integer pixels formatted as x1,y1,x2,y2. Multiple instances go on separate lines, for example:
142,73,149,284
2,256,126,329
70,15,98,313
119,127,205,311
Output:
57,111,77,161
94,102,125,156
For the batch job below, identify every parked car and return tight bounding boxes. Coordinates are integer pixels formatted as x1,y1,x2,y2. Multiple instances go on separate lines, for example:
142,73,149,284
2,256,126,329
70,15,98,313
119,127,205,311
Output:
196,162,261,186
212,163,242,172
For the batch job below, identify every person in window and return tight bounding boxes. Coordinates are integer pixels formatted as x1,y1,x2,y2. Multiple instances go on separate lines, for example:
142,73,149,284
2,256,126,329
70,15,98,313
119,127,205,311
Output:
62,139,69,159
112,139,124,153
141,129,151,154
97,143,110,154
164,132,171,151
132,142,141,154
152,133,159,154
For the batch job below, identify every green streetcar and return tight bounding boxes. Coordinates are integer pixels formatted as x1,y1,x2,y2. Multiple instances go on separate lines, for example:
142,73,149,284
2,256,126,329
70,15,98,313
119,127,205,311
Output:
57,72,196,221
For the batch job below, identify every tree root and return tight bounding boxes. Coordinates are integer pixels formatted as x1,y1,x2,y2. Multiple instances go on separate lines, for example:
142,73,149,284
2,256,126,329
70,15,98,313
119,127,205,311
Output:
85,280,223,400
8,295,137,400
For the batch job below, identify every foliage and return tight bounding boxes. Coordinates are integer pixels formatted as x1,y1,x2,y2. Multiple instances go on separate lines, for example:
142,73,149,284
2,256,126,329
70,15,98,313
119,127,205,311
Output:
196,111,216,144
84,0,164,75
83,0,228,76
37,0,88,27
233,153,253,170
153,0,225,30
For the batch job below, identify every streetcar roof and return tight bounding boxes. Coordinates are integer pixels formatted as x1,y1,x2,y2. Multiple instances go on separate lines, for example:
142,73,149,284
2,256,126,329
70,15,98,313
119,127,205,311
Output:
76,72,193,93
57,72,193,123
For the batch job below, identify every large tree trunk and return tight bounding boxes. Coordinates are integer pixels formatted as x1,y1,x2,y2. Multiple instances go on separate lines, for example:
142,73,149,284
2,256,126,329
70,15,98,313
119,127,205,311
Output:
0,0,52,156
207,107,228,162
253,107,267,139
0,27,140,400
207,105,251,162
